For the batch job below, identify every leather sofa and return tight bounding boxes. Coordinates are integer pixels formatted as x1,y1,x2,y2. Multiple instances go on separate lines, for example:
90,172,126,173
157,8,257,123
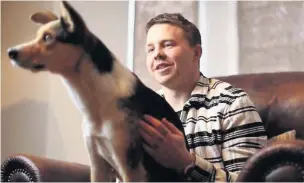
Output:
1,71,304,182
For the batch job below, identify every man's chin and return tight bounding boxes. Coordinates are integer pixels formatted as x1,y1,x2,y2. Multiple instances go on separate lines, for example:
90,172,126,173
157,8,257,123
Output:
155,74,174,86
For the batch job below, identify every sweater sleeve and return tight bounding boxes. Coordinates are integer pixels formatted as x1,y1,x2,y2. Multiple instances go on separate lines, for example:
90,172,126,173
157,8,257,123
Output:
185,94,268,182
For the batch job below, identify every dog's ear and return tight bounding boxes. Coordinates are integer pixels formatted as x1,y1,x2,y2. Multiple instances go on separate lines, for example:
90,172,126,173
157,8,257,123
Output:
59,1,87,34
31,11,58,24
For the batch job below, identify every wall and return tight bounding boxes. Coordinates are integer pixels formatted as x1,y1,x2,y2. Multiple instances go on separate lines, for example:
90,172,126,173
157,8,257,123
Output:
238,1,304,73
198,1,239,77
1,1,129,164
1,0,55,161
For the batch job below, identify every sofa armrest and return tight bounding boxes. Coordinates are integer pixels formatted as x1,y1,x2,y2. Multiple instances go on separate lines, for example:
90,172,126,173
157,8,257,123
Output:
236,140,304,182
1,154,90,182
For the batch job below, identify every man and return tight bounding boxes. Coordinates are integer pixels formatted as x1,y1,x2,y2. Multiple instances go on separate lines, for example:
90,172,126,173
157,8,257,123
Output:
139,13,268,182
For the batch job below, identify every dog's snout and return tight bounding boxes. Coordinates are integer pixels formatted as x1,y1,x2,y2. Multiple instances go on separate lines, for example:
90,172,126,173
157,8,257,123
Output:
7,48,19,60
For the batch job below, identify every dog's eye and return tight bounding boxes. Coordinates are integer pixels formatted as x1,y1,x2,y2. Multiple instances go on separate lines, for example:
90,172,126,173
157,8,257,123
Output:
43,33,53,42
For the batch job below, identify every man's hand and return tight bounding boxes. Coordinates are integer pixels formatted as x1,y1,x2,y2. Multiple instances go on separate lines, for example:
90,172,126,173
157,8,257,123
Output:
139,114,193,173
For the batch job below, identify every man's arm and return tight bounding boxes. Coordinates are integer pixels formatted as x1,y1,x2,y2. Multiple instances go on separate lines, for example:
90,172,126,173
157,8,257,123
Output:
139,94,267,182
185,94,268,182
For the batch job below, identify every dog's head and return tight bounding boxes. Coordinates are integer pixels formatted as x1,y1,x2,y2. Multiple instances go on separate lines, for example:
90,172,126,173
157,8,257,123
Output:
7,1,94,74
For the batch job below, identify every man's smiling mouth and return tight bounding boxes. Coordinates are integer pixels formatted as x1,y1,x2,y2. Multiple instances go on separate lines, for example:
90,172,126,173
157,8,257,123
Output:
155,63,173,70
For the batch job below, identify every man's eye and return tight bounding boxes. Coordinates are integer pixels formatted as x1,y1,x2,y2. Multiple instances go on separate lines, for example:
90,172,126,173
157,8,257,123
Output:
147,48,154,53
164,43,173,47
43,33,53,42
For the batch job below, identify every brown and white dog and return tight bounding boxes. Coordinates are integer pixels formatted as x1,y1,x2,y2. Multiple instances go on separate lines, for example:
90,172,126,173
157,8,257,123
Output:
7,1,188,182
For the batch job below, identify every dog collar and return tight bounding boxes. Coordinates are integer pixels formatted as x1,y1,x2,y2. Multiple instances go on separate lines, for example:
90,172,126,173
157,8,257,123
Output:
74,51,87,72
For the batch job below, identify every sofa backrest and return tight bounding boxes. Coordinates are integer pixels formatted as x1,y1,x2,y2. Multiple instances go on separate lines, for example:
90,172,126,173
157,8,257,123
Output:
216,72,304,139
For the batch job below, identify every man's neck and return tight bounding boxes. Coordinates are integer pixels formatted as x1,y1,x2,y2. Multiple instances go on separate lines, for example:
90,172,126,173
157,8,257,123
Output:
162,72,200,112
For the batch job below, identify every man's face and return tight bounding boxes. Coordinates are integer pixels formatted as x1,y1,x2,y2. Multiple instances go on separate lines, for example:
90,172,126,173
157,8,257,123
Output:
145,23,198,89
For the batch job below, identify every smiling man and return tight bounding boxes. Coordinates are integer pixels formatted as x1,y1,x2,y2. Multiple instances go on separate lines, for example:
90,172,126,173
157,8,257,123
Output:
139,13,268,182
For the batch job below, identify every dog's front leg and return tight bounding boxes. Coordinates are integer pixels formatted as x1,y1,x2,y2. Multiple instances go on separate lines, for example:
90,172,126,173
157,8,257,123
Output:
85,136,114,182
90,156,114,182
112,138,147,182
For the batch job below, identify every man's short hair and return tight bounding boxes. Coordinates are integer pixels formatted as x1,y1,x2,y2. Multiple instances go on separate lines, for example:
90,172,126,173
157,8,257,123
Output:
145,13,201,47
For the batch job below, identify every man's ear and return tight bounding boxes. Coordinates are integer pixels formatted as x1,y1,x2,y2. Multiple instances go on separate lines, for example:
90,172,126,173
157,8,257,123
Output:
193,45,202,63
59,0,87,34
30,11,58,25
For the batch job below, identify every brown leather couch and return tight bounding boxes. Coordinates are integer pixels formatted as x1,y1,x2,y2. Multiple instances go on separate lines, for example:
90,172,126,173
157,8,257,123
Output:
1,71,304,182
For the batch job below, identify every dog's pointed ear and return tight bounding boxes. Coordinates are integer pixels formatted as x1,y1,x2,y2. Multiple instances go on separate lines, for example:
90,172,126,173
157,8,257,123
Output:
59,1,87,34
31,11,58,24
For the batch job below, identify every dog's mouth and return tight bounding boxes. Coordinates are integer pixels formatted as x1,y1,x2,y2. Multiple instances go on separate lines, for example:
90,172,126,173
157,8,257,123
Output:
32,64,45,70
11,59,46,71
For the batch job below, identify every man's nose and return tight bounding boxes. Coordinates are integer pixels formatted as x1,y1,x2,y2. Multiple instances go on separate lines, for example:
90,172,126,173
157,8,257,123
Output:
153,48,166,60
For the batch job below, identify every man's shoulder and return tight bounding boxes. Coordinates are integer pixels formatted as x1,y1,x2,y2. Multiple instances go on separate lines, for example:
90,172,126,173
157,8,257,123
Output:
206,77,248,99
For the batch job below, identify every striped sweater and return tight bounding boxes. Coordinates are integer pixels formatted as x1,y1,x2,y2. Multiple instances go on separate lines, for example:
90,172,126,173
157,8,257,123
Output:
158,73,268,182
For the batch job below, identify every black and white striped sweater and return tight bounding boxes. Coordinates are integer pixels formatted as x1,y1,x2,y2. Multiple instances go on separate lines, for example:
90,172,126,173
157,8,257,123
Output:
158,73,268,182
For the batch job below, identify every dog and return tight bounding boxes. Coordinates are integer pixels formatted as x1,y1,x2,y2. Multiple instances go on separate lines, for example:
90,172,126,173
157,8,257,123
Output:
7,1,189,182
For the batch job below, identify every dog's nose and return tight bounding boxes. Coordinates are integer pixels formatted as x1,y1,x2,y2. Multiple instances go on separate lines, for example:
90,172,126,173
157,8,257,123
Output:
8,48,18,60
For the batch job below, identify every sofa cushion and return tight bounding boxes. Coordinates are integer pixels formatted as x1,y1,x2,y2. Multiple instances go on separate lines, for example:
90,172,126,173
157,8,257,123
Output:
269,129,296,142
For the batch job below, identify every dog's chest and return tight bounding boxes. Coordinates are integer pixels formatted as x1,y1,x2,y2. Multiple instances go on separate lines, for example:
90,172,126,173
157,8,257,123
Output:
63,77,124,125
82,118,115,152
82,117,129,168
82,117,116,138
